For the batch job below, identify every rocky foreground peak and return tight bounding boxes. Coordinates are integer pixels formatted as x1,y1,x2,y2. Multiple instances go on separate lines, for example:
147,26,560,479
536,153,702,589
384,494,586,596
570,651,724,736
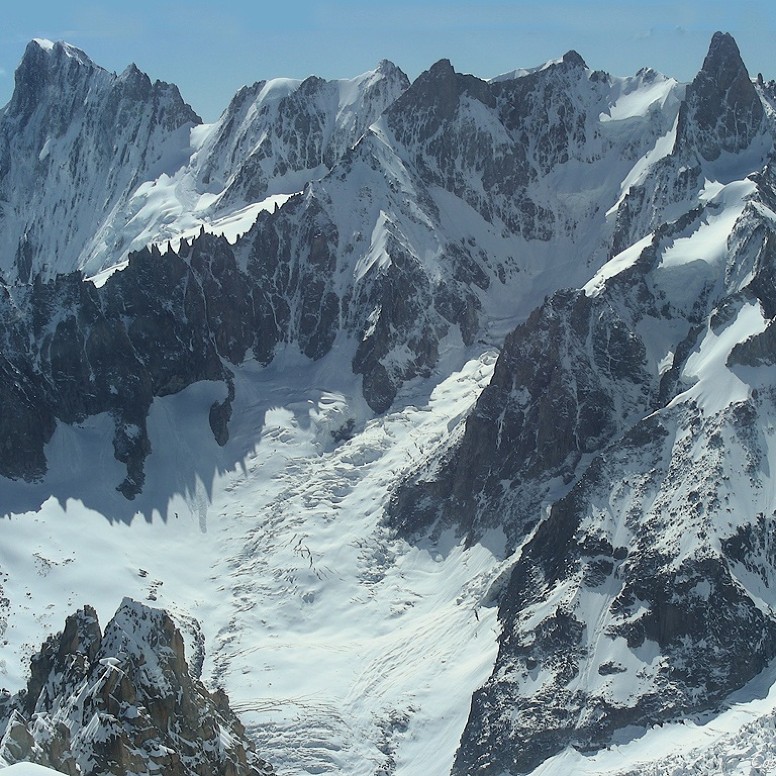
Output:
0,600,273,776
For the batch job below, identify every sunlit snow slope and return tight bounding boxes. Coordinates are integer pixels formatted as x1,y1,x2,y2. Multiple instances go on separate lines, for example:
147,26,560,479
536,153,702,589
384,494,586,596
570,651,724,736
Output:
1,348,509,776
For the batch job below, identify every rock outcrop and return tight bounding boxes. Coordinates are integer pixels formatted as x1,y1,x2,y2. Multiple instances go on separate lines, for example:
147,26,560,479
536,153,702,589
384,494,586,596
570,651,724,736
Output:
0,599,273,776
674,31,766,161
389,32,776,774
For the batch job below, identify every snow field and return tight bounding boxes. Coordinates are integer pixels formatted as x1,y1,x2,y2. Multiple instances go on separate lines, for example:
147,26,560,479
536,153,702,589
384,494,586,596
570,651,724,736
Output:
1,765,63,775
0,348,508,776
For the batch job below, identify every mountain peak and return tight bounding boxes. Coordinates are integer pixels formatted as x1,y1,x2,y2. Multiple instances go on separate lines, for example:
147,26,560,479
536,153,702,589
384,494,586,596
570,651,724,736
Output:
673,30,765,161
120,61,143,77
27,38,94,68
376,58,402,75
30,37,54,52
387,56,496,137
562,49,587,68
386,57,458,122
702,31,746,78
10,39,101,124
426,57,456,80
373,58,410,89
3,600,274,774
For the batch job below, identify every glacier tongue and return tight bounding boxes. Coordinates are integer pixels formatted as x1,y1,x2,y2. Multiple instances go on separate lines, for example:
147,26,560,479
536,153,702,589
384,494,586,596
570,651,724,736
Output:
0,349,509,776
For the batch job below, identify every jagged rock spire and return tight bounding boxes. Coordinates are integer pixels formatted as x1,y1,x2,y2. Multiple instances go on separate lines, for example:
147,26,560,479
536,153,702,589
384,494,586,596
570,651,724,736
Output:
0,599,274,775
674,31,766,160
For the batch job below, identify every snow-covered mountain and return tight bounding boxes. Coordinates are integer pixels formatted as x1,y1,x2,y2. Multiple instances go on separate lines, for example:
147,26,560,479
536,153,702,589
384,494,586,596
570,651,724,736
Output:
394,31,776,775
4,28,776,776
0,40,200,283
0,39,681,496
0,39,408,282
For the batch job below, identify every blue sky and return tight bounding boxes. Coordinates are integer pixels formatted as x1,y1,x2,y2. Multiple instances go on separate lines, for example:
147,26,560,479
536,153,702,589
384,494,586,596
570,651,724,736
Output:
2,1,776,121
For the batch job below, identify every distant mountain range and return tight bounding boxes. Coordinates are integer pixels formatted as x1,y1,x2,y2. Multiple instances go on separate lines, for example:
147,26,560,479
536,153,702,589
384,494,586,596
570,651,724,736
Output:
3,30,776,776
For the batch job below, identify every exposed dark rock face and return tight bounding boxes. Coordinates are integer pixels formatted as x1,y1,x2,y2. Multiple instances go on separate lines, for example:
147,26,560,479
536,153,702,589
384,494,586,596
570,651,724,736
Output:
389,285,653,544
674,31,766,161
384,52,595,239
198,60,410,208
351,233,451,412
390,75,776,772
0,239,238,495
0,195,348,491
0,600,273,776
612,32,770,259
0,40,667,484
336,49,670,411
388,213,698,547
453,400,776,775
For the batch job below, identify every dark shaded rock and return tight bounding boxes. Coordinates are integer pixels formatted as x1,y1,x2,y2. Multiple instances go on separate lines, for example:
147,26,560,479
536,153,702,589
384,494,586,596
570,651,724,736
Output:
199,59,409,208
389,287,652,545
674,31,766,161
24,605,101,716
562,50,587,69
390,59,776,767
384,53,595,239
452,399,776,774
729,318,776,366
657,324,704,406
361,363,397,414
350,232,444,412
454,606,587,776
209,378,235,447
0,356,55,480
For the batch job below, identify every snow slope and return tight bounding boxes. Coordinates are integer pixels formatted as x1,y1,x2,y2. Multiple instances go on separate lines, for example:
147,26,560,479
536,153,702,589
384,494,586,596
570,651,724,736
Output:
1,765,63,776
530,660,776,776
0,346,508,776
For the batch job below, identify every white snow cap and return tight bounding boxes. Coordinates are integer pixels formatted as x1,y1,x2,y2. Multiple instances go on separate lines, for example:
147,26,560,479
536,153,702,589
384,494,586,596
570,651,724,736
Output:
1,765,65,776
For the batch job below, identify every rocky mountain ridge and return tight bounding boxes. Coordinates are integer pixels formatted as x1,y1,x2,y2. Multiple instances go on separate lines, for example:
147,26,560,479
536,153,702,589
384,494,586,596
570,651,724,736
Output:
3,28,776,776
0,39,409,282
391,31,776,774
0,30,687,493
0,599,272,775
0,39,200,283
